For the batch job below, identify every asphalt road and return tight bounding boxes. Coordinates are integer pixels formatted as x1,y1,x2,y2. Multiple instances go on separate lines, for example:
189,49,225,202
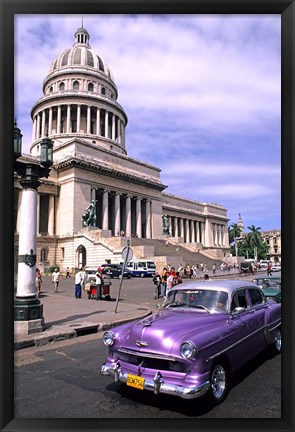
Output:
14,331,281,418
14,271,281,419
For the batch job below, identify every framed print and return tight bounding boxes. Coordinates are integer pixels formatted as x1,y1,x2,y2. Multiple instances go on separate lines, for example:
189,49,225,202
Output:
1,1,294,431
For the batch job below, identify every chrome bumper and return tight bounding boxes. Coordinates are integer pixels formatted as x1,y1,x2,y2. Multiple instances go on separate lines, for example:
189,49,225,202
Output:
101,361,210,400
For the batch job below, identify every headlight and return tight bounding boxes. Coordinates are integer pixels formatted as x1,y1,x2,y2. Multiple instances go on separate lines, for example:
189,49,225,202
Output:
180,341,197,359
103,331,115,346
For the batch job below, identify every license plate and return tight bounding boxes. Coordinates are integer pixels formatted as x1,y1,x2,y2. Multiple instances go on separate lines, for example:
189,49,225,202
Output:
126,374,145,390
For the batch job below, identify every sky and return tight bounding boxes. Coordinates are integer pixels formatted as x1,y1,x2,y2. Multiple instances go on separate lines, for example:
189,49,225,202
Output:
14,14,281,232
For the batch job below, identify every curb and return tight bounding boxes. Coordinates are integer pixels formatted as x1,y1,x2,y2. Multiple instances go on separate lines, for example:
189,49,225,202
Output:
14,310,152,351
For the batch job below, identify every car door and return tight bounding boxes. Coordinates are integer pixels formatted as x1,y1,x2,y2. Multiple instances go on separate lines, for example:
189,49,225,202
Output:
230,288,265,363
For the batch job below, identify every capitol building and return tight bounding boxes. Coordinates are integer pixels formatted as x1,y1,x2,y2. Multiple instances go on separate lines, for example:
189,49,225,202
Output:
14,25,230,273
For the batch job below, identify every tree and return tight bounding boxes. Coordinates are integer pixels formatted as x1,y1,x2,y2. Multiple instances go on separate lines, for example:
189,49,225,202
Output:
229,223,242,259
247,225,262,262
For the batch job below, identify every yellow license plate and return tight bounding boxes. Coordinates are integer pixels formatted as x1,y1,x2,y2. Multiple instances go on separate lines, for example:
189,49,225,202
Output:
126,374,145,390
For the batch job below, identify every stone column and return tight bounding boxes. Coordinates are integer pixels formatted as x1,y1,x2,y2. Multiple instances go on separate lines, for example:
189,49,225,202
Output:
36,114,41,140
114,193,121,236
48,195,55,235
48,108,53,136
36,193,40,235
196,221,200,243
117,118,121,143
174,217,179,238
77,104,81,133
96,108,100,135
16,187,38,297
41,110,46,138
16,189,22,233
146,200,151,239
66,104,71,133
179,218,184,238
125,195,132,237
102,190,109,230
105,111,109,138
191,220,195,243
136,197,142,238
112,113,116,140
32,117,37,142
57,106,61,134
204,220,211,247
87,105,91,134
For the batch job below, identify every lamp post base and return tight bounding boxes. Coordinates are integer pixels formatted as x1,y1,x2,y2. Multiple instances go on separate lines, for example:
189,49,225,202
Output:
14,297,45,335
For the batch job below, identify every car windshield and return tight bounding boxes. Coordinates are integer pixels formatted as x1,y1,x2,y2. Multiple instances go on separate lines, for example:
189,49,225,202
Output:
164,289,229,313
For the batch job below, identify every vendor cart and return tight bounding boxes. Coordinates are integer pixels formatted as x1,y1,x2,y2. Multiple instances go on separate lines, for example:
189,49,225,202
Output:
86,275,112,300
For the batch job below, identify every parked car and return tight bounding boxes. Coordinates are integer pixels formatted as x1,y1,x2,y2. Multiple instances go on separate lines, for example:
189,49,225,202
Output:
239,261,254,274
101,280,281,403
271,265,281,272
101,264,132,279
252,275,281,289
262,283,281,303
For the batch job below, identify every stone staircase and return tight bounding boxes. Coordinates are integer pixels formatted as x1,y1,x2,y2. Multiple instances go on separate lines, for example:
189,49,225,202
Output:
126,238,223,270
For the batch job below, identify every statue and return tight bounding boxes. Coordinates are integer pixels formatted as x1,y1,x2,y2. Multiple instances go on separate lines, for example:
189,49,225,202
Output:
162,214,170,235
82,200,97,227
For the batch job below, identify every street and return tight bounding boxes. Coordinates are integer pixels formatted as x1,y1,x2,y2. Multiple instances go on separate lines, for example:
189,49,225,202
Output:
14,332,281,418
14,270,281,418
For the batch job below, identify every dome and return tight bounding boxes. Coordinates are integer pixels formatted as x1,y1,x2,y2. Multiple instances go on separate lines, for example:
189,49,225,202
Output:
48,26,114,81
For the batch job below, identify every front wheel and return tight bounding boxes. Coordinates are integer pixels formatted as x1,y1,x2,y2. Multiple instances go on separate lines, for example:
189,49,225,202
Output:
207,362,229,404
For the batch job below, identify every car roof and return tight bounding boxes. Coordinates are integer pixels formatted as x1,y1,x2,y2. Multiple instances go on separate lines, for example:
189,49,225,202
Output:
253,274,281,281
172,279,258,296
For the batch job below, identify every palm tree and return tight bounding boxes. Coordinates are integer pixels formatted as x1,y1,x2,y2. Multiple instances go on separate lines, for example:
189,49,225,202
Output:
247,225,262,262
229,223,242,259
243,233,252,259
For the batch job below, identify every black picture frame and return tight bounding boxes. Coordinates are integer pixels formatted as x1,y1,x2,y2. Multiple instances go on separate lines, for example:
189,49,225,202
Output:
1,1,294,431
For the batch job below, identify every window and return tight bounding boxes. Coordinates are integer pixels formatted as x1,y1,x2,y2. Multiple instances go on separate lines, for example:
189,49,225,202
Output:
49,86,53,93
231,289,247,311
61,247,65,260
73,80,79,90
59,82,65,91
88,83,94,92
40,248,48,261
248,288,264,306
101,87,106,95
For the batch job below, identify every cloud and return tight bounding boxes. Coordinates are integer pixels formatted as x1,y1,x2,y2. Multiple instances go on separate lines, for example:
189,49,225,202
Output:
14,14,281,230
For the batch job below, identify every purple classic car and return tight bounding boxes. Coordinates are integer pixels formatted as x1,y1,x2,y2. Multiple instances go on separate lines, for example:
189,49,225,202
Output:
101,280,281,403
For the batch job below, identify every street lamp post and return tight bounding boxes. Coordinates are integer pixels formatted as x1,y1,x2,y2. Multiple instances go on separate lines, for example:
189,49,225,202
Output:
14,122,53,335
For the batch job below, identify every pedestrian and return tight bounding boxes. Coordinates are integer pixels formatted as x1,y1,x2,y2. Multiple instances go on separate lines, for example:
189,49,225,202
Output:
166,271,174,293
74,267,83,298
161,267,168,298
51,268,61,293
66,267,71,278
267,262,272,276
153,272,162,299
35,268,42,297
80,267,87,293
95,267,103,300
212,263,216,275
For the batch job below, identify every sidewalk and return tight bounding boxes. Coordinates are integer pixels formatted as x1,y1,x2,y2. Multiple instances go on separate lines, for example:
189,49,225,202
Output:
14,290,152,351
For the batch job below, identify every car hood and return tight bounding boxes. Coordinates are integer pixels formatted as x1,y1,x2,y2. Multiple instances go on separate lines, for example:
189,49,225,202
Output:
114,309,228,358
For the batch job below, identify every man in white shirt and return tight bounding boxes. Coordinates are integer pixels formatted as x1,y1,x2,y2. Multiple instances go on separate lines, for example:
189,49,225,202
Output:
74,268,83,298
51,268,61,293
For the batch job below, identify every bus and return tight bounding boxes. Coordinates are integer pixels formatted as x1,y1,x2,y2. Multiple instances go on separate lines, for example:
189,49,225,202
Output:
120,260,156,277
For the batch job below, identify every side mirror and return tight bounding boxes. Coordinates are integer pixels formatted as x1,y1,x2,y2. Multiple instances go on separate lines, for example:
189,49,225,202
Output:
231,307,245,315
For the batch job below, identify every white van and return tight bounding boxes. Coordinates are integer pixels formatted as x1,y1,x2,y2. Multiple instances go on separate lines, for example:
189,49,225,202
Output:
121,260,156,277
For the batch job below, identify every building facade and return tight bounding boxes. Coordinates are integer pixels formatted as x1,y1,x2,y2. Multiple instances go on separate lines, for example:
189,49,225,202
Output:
14,26,230,272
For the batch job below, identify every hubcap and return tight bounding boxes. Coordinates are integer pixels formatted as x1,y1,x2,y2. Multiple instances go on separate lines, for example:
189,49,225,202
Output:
275,329,282,352
211,364,226,400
